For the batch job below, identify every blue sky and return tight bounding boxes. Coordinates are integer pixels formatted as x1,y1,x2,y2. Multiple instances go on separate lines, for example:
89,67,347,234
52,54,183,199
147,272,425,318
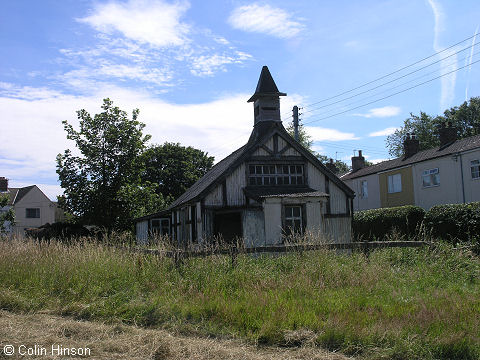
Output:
1,0,480,200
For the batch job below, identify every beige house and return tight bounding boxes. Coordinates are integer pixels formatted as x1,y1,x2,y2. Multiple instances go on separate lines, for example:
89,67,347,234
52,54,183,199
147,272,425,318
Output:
0,177,61,235
135,66,355,246
341,126,480,211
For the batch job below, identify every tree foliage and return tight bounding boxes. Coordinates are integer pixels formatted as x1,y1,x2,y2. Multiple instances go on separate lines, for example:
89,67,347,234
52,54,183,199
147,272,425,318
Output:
56,99,165,230
286,122,350,174
0,194,15,234
386,97,480,157
141,143,214,201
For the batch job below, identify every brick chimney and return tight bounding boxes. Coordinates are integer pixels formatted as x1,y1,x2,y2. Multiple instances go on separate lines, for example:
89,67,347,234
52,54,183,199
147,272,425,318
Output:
0,177,8,192
325,158,338,174
438,122,457,148
351,150,365,172
403,132,420,158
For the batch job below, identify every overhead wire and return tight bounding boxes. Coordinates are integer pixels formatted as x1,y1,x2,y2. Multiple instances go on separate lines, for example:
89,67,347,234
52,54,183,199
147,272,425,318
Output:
302,57,480,125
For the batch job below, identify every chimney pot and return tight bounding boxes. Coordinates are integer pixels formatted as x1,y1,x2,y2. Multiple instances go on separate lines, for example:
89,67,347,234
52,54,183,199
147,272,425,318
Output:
0,177,8,192
403,132,420,158
326,158,338,174
351,150,365,172
438,121,457,148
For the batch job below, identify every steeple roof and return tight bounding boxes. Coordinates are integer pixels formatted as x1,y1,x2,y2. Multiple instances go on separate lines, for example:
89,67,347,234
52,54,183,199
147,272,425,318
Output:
247,66,286,102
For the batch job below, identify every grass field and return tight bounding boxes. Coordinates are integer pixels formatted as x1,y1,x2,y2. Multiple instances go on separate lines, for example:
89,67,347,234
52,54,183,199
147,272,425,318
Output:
0,238,479,359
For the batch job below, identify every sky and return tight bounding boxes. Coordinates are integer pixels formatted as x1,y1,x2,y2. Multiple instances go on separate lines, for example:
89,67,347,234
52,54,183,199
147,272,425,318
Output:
1,0,480,200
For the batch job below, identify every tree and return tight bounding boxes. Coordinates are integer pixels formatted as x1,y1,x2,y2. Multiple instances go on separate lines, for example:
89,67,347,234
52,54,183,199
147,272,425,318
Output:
0,194,15,234
286,122,350,174
386,97,480,157
56,98,165,230
141,143,214,201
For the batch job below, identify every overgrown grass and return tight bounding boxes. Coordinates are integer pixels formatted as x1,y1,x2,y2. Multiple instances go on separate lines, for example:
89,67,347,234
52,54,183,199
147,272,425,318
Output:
0,238,479,359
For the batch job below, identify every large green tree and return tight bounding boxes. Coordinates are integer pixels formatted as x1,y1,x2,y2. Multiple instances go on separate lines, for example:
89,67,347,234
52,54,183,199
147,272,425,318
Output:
56,99,165,230
386,97,480,157
0,194,15,234
286,122,350,174
141,143,214,201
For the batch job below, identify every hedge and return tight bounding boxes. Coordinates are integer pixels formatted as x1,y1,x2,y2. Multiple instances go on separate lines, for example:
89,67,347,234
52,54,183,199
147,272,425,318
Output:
424,202,480,243
353,205,425,241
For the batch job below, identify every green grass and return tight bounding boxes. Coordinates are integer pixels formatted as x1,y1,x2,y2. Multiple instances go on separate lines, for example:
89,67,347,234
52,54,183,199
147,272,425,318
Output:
0,238,479,359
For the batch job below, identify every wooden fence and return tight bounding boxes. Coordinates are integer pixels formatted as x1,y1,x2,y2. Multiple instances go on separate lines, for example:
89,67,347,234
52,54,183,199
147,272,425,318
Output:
130,241,430,260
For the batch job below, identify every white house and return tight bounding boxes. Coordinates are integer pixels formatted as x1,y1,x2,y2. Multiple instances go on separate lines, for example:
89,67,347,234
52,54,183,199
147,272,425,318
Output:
0,177,61,235
341,126,480,211
135,66,355,246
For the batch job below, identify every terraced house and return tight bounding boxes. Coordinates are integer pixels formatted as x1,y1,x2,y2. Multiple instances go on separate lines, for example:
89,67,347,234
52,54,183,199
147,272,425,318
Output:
136,66,355,246
342,125,480,211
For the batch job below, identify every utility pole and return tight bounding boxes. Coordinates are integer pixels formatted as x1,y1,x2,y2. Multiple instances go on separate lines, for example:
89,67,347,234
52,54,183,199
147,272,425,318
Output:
292,105,299,141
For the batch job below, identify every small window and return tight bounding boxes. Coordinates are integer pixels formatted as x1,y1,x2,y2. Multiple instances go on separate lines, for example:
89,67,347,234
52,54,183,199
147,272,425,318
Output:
361,180,368,199
471,160,480,179
284,205,303,236
387,174,402,193
422,168,440,187
26,208,40,218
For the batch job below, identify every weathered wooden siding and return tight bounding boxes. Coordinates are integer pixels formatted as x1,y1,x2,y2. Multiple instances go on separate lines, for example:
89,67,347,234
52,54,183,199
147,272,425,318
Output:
278,136,287,150
307,162,326,191
136,220,148,245
263,199,282,245
305,202,323,233
226,163,246,206
329,182,347,213
282,146,300,156
204,184,223,205
323,218,352,243
265,137,274,152
243,209,265,247
196,202,203,243
252,147,270,156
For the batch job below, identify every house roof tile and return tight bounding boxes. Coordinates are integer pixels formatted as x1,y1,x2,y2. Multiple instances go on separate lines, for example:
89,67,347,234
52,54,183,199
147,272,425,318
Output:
341,134,480,180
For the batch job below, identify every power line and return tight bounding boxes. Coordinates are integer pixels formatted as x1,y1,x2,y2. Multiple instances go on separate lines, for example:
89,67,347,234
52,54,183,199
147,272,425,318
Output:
302,49,480,119
301,41,480,115
303,57,480,125
303,32,479,108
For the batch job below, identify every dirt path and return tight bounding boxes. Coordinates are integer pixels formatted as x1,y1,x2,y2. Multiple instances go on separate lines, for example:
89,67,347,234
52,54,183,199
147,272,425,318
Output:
0,311,350,360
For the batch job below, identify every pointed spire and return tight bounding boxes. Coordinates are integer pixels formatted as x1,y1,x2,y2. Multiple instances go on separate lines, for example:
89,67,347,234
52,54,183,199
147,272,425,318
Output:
247,66,286,102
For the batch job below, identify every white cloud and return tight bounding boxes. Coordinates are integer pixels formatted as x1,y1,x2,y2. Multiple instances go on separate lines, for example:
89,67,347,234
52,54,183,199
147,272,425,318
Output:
367,158,389,164
353,106,401,118
190,52,253,77
427,0,457,110
368,127,399,137
228,4,304,39
304,126,358,141
78,0,190,47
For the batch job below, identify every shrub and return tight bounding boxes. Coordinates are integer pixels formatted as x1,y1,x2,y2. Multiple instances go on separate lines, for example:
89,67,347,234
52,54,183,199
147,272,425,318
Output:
424,202,480,243
353,205,425,241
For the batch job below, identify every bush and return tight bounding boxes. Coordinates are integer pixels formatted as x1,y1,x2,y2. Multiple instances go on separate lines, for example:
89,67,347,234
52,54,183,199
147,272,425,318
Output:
353,205,425,241
424,202,480,243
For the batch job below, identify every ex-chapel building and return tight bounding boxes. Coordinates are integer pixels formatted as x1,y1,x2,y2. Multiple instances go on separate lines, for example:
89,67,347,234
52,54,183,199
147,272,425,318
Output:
136,67,355,246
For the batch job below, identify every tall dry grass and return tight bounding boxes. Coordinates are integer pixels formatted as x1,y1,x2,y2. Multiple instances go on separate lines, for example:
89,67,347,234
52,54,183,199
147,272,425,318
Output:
0,235,479,359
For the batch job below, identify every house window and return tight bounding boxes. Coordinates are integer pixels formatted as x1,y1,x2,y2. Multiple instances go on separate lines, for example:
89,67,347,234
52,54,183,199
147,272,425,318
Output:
151,218,170,236
360,180,368,199
248,164,304,186
387,174,402,193
471,160,480,179
422,168,440,187
25,208,40,218
283,205,303,236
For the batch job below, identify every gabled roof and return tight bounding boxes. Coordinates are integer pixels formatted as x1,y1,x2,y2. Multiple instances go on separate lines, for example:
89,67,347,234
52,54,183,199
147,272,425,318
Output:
168,122,354,210
4,185,36,205
168,146,246,209
341,134,480,180
247,66,286,102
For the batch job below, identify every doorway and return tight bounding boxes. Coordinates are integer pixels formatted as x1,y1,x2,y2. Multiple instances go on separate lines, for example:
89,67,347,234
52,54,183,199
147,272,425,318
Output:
213,211,242,243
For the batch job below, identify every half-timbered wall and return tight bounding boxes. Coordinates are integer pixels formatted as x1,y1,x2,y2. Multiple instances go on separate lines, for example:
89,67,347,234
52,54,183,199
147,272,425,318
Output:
226,163,246,206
